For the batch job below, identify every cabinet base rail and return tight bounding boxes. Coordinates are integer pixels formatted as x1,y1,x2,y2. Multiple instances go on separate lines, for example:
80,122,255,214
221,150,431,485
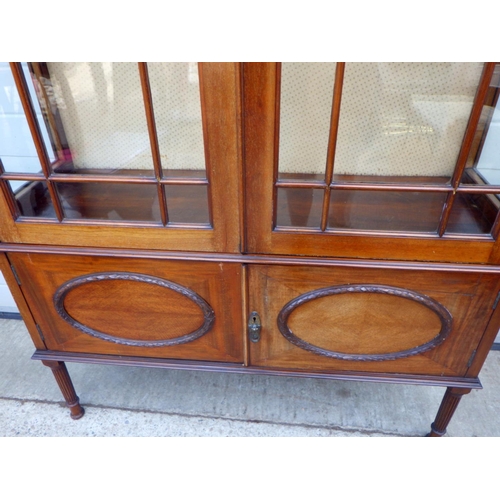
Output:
33,350,480,435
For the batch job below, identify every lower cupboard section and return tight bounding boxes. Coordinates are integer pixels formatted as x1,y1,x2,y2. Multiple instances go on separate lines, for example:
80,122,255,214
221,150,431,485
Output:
9,252,500,378
248,265,499,377
9,253,243,363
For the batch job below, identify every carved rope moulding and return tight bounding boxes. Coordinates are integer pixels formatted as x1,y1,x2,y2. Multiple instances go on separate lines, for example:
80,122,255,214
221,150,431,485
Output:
277,284,453,362
53,272,215,347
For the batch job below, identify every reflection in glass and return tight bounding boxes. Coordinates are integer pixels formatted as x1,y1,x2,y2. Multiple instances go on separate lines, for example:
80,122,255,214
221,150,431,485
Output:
278,63,336,179
328,190,446,232
164,185,210,224
148,63,206,178
7,180,56,218
470,65,500,185
0,62,54,174
36,63,155,176
55,182,160,222
334,63,483,181
276,188,323,228
445,192,498,235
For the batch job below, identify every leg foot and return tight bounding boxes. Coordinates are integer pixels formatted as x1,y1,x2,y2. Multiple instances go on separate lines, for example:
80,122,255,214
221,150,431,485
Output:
42,360,85,420
427,387,471,437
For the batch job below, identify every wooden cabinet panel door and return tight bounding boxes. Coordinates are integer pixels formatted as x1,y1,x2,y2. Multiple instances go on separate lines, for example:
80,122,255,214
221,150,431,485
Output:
0,63,242,253
243,62,500,263
9,252,244,363
248,264,499,376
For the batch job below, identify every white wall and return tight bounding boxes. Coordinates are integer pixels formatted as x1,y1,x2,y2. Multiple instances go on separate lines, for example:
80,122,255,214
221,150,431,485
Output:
0,271,18,313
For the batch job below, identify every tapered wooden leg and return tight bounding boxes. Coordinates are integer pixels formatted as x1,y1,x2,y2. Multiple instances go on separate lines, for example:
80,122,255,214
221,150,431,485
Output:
42,360,85,420
427,387,471,437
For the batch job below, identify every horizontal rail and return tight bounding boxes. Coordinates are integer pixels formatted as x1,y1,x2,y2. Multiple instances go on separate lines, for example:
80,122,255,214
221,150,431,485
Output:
2,242,500,273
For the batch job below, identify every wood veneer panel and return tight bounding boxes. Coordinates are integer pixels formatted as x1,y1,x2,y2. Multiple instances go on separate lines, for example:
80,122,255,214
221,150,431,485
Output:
248,264,498,376
9,253,243,363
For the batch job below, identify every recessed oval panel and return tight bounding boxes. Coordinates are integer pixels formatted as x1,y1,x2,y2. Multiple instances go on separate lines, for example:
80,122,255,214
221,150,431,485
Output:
54,272,215,347
278,284,452,361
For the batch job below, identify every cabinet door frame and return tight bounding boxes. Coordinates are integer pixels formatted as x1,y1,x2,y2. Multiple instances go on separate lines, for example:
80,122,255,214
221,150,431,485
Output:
243,62,500,264
0,63,243,254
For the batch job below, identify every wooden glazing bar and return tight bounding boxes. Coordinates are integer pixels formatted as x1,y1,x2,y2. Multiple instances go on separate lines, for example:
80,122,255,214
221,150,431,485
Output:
9,62,64,222
275,180,325,189
138,62,169,226
1,173,209,185
159,177,209,185
0,160,19,218
29,62,64,160
49,174,158,184
457,185,500,194
438,63,497,236
274,226,322,234
329,182,453,193
0,173,46,182
198,63,214,226
321,62,345,231
272,63,282,229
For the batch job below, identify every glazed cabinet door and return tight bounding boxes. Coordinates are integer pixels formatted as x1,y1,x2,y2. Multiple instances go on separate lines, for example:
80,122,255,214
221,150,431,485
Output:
244,62,500,263
248,264,499,377
9,252,243,363
0,62,241,253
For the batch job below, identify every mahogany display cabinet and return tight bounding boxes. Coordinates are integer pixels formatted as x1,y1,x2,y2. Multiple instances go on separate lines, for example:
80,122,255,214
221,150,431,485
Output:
1,62,500,436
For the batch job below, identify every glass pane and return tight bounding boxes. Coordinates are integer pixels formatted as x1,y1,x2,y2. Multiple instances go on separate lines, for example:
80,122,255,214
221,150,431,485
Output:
164,185,210,224
0,62,52,174
446,192,498,235
55,182,160,222
468,64,500,185
276,188,323,228
278,63,336,180
328,190,446,232
7,180,56,218
35,63,155,176
148,63,206,178
335,63,483,182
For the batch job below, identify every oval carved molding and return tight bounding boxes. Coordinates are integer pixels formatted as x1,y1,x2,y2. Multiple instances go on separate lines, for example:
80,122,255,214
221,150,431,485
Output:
277,284,453,361
53,272,215,347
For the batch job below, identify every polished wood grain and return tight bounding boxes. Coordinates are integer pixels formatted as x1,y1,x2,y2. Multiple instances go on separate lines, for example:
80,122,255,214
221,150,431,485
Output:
57,273,213,346
249,264,498,376
9,253,243,363
283,286,446,358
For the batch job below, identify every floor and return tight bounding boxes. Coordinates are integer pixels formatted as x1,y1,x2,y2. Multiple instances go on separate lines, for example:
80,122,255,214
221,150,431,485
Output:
1,317,500,437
